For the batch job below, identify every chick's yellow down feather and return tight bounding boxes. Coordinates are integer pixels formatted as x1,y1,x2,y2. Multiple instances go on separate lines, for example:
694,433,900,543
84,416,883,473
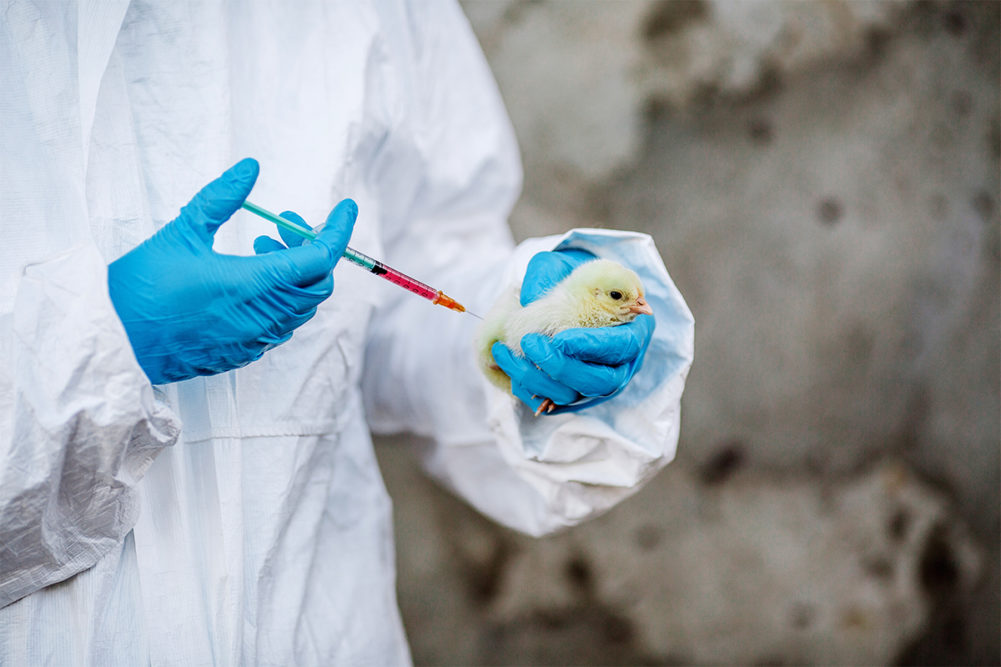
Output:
475,258,653,409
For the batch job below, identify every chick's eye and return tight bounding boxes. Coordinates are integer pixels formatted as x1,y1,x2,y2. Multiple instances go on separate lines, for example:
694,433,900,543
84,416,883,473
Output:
610,291,622,300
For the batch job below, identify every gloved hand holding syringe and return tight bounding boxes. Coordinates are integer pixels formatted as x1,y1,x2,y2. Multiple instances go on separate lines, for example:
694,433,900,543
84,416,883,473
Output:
242,200,480,318
108,158,478,386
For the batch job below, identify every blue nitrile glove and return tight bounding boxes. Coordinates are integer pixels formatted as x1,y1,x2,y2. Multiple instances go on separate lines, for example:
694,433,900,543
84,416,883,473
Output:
107,158,356,384
491,249,655,414
252,211,318,253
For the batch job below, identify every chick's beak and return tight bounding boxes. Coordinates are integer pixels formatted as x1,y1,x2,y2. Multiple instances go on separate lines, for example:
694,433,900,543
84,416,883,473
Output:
628,297,653,316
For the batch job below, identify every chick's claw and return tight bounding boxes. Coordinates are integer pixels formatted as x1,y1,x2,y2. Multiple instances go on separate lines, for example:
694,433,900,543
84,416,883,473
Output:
535,398,556,417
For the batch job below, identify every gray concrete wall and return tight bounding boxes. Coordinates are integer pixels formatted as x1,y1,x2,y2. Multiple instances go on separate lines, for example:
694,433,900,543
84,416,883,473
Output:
374,2,999,664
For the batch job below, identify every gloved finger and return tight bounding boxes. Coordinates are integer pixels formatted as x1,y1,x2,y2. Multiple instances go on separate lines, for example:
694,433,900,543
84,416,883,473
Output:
520,249,597,306
272,273,335,314
256,331,294,349
277,211,309,248
310,198,356,262
252,212,312,254
179,158,259,244
545,315,655,365
196,336,281,375
270,308,317,336
509,380,549,415
253,294,318,339
223,334,290,370
491,342,579,406
254,235,287,254
521,334,630,397
261,198,357,287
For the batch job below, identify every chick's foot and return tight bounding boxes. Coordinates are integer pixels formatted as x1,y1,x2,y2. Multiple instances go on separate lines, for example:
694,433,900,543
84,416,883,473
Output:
534,398,556,417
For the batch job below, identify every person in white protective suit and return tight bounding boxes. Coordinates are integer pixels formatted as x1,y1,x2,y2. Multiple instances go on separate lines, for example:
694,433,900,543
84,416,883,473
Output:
0,1,694,664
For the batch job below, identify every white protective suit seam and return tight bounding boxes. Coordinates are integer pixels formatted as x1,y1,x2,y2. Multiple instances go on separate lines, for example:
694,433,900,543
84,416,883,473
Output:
180,419,343,444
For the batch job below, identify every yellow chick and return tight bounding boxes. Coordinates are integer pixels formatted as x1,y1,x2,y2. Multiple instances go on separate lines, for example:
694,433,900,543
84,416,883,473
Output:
476,258,653,415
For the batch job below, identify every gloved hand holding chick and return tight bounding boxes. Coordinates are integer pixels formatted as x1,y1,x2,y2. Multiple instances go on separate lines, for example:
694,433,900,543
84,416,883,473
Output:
476,248,655,416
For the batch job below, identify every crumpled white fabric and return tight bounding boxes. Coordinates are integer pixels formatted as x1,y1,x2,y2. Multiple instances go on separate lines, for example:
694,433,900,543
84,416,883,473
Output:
0,0,693,664
0,244,179,606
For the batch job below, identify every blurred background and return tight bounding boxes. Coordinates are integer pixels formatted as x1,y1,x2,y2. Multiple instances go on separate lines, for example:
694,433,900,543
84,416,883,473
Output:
374,1,999,664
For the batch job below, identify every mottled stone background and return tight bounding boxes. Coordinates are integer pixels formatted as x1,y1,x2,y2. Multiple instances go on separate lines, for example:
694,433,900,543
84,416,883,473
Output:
374,1,1000,664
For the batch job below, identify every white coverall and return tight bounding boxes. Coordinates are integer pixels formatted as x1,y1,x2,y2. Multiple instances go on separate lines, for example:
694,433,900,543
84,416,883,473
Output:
0,1,694,664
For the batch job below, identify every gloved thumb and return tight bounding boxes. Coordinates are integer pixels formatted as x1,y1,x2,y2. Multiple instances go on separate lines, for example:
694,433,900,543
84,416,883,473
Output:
312,199,356,261
178,158,260,244
261,198,357,287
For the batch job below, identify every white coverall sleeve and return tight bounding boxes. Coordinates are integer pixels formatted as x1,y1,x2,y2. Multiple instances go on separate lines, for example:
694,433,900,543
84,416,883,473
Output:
361,2,694,536
0,2,181,605
0,246,181,607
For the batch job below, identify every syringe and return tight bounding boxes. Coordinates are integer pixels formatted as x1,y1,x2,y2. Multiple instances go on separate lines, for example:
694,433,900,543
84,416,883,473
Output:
241,200,479,317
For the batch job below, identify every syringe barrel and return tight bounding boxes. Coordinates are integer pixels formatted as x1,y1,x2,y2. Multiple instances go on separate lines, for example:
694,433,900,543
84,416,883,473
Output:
342,248,438,301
